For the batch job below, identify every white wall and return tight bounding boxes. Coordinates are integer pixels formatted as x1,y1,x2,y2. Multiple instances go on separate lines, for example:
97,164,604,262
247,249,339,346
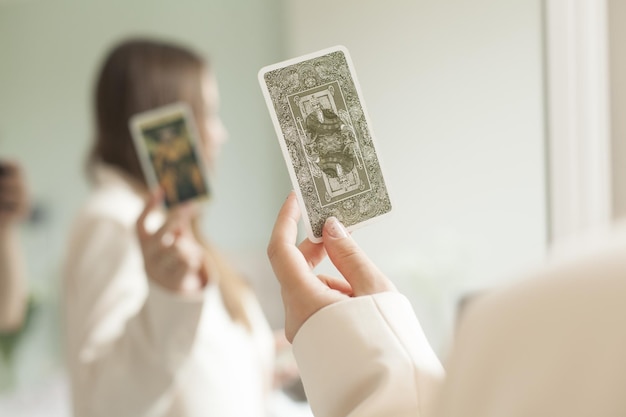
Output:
285,0,547,351
0,0,290,295
545,0,612,242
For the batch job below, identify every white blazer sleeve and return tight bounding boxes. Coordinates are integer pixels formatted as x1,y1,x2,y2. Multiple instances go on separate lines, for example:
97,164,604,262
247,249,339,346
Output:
292,292,445,417
64,216,205,417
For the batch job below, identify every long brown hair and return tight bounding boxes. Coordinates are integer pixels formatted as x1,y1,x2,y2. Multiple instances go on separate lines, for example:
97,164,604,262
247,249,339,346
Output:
89,38,251,330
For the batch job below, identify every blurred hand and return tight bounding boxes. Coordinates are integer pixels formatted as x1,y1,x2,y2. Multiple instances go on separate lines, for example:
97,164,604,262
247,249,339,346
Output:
267,192,397,342
0,160,30,230
273,329,300,389
136,191,209,295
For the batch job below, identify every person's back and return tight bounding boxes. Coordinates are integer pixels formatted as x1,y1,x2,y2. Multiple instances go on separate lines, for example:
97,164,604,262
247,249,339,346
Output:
437,222,626,416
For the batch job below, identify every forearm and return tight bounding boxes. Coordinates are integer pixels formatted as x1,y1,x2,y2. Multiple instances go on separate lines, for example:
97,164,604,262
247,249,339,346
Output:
293,293,445,417
0,226,27,332
69,281,206,417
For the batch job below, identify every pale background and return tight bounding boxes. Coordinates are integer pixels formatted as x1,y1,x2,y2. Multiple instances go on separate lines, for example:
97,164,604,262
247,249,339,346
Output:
0,0,291,413
609,0,626,219
0,0,599,415
284,0,547,349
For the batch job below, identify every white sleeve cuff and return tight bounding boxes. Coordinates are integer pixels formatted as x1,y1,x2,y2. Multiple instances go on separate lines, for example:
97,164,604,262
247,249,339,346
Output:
293,292,444,417
138,281,214,370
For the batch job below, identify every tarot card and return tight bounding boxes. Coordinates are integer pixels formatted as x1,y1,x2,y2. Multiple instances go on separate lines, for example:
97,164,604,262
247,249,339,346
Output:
259,46,392,242
129,102,210,208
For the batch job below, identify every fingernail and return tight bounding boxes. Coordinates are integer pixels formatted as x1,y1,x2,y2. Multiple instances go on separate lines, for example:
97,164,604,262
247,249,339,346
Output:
325,217,348,239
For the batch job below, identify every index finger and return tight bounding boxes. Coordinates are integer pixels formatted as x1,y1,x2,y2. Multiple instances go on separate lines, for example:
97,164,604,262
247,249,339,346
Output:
151,202,196,244
267,192,317,288
136,189,163,241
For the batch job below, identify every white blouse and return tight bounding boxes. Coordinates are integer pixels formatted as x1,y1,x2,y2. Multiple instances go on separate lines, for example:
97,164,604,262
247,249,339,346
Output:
62,164,275,417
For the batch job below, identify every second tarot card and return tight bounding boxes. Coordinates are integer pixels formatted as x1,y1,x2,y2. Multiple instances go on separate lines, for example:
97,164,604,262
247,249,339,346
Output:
129,102,210,209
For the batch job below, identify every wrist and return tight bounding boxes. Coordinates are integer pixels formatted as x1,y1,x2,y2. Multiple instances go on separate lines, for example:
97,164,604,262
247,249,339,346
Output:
177,271,209,295
149,271,207,296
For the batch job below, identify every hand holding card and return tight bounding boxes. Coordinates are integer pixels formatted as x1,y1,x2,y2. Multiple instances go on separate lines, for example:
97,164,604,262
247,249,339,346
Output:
129,103,210,209
259,46,392,242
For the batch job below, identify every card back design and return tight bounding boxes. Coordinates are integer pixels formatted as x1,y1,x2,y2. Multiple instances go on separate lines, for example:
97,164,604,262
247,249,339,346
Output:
259,46,392,242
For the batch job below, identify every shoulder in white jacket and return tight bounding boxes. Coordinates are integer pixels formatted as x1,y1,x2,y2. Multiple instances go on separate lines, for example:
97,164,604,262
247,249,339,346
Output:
293,222,626,417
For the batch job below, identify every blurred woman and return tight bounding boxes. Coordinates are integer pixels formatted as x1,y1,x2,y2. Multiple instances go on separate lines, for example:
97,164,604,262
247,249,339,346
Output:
62,39,287,417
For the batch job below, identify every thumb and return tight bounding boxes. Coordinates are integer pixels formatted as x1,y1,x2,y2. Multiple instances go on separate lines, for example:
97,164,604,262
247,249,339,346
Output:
322,217,396,296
